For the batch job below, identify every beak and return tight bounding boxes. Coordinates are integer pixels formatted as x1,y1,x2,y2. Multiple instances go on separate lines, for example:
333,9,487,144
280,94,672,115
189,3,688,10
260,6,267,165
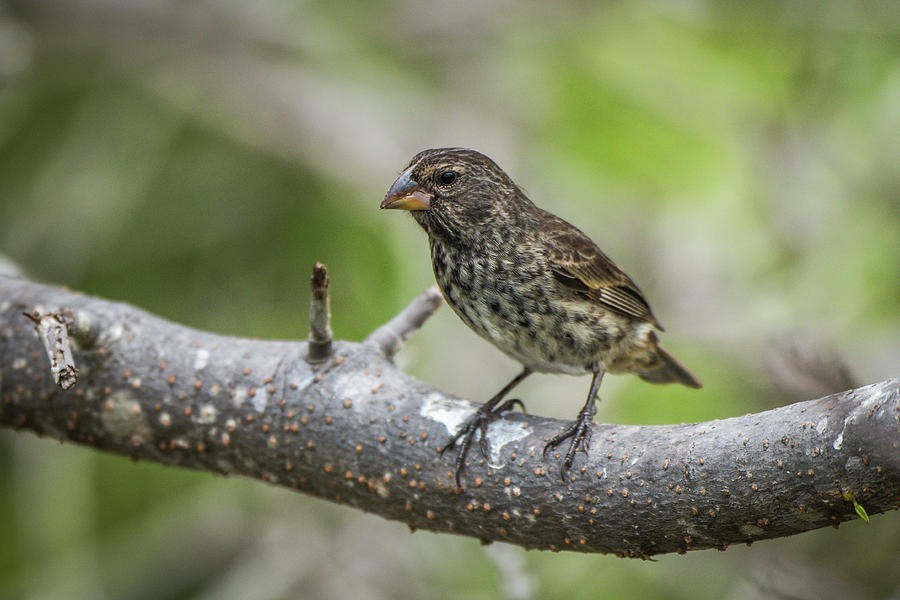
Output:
381,168,433,211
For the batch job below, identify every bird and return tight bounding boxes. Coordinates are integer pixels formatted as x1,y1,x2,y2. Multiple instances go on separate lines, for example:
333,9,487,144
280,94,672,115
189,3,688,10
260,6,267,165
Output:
381,148,701,488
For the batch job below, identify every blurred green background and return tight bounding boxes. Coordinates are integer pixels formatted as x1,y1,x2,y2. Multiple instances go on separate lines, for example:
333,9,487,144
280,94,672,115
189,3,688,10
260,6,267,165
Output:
1,1,898,599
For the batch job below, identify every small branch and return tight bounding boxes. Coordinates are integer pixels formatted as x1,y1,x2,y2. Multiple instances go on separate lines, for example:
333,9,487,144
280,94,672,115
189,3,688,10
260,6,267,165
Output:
365,285,443,357
23,309,79,390
306,262,333,363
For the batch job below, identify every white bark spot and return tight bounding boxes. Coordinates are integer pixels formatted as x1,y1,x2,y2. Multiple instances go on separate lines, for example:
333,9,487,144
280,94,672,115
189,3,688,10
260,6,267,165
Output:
231,386,247,409
197,403,217,424
105,323,123,342
375,480,390,498
101,391,151,446
485,420,531,467
420,393,474,434
420,393,532,468
194,348,210,371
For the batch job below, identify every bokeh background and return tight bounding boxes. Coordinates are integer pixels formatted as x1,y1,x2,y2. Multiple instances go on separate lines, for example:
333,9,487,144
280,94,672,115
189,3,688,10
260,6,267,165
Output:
1,1,898,599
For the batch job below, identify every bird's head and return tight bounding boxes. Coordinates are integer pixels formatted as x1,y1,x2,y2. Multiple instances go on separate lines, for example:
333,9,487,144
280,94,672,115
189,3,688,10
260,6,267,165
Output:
381,148,527,239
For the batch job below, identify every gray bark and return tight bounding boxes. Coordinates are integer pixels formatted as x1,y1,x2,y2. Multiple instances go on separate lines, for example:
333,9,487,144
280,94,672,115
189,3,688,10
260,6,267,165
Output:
1,276,897,556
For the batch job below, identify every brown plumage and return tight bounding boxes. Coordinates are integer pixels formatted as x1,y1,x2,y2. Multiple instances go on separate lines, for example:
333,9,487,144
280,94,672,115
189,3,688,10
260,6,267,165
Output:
382,148,701,487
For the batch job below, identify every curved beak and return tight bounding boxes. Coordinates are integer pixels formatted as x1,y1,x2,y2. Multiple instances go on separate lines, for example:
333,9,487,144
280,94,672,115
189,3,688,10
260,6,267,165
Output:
381,168,433,211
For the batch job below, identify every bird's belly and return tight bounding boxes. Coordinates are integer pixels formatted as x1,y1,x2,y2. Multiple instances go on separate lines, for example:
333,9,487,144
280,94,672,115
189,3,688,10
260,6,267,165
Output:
463,299,653,375
459,301,596,375
432,245,634,374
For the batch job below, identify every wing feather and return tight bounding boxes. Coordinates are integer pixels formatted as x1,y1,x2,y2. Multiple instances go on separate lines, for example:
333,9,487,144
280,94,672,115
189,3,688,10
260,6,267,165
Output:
543,216,662,328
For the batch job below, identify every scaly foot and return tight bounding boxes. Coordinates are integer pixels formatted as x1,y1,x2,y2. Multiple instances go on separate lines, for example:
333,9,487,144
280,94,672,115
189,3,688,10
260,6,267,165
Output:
440,398,525,489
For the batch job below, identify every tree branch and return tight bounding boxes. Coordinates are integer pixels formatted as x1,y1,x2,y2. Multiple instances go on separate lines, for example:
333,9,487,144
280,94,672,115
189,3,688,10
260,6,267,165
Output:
365,285,443,358
0,275,897,556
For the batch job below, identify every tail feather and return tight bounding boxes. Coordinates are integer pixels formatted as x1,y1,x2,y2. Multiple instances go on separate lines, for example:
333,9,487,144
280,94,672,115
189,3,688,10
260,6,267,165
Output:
638,345,702,388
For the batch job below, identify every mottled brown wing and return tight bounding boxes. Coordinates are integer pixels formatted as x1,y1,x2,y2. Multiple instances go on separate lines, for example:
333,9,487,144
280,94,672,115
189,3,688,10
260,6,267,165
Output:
544,216,662,328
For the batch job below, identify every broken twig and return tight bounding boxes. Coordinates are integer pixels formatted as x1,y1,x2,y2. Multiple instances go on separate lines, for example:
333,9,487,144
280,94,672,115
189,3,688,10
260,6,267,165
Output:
23,309,79,390
307,262,333,363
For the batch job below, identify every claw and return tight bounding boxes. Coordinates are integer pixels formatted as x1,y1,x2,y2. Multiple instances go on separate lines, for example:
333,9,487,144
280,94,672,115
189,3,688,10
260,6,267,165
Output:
543,405,595,481
441,407,490,489
542,367,604,480
495,398,526,414
442,397,530,489
478,417,491,462
440,368,533,490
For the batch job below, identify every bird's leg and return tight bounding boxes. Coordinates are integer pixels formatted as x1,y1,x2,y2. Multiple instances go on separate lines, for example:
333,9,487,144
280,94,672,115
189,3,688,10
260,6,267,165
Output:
440,366,532,489
543,366,605,480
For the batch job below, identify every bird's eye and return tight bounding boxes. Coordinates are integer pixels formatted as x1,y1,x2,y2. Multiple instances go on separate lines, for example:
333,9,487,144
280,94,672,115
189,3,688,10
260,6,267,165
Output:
438,170,458,186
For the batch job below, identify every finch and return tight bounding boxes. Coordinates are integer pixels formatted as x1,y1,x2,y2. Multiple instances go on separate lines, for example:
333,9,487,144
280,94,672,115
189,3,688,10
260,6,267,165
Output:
382,148,701,487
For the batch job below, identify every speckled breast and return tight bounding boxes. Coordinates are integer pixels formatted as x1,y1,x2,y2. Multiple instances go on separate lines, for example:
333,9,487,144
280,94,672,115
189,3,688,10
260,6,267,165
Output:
429,238,624,375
